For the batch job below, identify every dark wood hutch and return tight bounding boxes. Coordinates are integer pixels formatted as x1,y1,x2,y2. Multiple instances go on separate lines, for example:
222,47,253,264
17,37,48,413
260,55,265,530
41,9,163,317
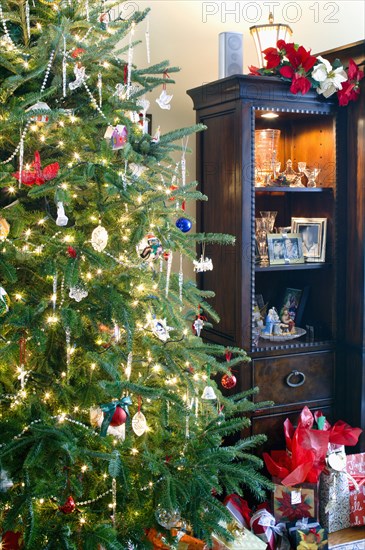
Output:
187,40,365,451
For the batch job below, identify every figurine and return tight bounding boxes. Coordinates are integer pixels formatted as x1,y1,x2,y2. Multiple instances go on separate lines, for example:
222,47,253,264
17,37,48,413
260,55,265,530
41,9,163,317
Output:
281,159,303,187
263,307,280,335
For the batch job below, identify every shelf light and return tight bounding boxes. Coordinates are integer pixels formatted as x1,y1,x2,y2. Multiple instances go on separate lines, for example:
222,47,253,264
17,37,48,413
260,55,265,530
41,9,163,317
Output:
261,112,279,119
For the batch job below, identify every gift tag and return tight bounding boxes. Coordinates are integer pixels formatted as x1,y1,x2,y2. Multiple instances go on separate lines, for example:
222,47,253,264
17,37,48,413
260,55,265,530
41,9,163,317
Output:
291,489,302,505
327,451,346,471
132,411,147,436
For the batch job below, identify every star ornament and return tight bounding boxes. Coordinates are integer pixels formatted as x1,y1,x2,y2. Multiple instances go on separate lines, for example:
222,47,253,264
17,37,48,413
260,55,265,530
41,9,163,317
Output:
150,317,173,342
12,151,59,186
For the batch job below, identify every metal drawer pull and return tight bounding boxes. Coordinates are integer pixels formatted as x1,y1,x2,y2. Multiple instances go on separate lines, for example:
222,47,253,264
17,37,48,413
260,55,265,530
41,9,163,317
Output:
286,370,306,388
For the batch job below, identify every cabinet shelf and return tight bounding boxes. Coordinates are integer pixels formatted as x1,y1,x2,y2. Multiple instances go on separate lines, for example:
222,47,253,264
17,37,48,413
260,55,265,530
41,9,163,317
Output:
255,186,333,194
255,262,331,272
253,338,334,354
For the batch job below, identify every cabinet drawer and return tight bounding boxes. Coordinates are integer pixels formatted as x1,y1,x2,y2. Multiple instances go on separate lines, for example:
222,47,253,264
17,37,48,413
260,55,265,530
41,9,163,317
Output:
252,351,334,405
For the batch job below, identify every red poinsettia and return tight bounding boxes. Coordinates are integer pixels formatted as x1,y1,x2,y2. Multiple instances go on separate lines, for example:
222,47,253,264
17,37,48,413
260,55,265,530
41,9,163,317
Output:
278,43,317,95
71,47,85,59
248,65,262,76
337,58,364,106
263,39,289,69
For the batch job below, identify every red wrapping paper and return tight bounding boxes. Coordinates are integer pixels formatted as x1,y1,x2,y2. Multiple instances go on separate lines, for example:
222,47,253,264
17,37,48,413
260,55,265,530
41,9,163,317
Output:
263,407,362,486
223,494,251,528
347,454,365,526
250,506,277,550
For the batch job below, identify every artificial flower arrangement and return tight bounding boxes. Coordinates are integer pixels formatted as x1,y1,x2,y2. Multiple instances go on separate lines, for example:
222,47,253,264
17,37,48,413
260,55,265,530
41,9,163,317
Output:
249,40,364,106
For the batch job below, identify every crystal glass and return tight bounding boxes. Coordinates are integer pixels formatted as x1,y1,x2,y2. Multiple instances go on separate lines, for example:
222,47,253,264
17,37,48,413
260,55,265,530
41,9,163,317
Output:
304,167,321,188
260,211,277,232
255,218,269,264
255,129,281,186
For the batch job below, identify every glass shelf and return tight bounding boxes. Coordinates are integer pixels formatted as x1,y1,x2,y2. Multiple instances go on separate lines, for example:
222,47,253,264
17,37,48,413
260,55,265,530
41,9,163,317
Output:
255,186,333,193
255,262,331,272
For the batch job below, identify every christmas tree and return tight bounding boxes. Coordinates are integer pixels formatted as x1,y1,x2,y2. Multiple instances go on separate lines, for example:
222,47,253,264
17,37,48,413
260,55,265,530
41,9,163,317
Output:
0,1,272,547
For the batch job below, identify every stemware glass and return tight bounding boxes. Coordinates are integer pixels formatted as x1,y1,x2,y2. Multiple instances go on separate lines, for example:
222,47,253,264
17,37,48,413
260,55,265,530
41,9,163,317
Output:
255,218,269,264
260,211,277,232
304,167,321,188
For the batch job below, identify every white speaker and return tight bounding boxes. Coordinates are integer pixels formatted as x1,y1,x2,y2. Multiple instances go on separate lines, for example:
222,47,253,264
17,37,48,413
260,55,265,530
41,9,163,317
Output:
219,32,243,79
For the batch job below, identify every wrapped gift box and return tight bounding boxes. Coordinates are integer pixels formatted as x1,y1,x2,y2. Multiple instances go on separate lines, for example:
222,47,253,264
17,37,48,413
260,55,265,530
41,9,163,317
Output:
272,477,319,522
211,523,267,550
286,518,328,550
347,453,365,526
319,471,350,532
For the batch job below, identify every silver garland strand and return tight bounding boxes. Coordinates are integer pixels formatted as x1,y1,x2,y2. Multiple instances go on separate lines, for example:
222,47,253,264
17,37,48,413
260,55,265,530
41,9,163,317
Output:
65,326,71,367
82,80,107,120
111,478,117,526
40,50,55,94
1,121,30,166
85,0,89,21
0,1,21,52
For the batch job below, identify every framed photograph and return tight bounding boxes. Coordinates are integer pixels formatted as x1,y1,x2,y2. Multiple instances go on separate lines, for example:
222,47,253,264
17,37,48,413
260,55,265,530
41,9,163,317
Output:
279,286,309,326
291,217,327,262
267,233,305,265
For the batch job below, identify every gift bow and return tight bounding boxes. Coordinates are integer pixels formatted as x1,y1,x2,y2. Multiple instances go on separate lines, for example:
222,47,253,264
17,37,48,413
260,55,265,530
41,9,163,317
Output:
100,396,132,437
290,518,319,533
255,510,286,536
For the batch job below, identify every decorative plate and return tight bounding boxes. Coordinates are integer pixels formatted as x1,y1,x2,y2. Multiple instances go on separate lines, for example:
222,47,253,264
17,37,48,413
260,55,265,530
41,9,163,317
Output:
260,327,306,341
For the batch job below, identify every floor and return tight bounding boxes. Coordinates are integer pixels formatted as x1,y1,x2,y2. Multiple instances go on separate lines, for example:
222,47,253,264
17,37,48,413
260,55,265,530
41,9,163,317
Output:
329,527,365,548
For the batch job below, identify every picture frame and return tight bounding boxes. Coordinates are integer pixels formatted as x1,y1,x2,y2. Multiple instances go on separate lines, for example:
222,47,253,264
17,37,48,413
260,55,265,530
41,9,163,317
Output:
279,286,309,327
291,217,327,262
267,233,305,265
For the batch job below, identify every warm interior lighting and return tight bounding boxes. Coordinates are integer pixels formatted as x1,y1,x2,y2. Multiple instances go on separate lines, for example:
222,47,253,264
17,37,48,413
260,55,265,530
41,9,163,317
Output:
250,13,293,67
261,112,279,119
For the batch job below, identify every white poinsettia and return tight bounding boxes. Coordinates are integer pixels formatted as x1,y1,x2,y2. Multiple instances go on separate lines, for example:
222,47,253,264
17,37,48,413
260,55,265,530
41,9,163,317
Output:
312,56,348,98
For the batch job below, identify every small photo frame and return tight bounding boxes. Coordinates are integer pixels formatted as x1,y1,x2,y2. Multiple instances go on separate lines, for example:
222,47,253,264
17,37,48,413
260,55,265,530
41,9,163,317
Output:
267,233,305,265
279,286,309,326
291,217,327,262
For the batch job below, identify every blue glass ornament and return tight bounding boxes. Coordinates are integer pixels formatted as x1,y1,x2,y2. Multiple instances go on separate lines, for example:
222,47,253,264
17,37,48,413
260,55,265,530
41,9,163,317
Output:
176,217,192,233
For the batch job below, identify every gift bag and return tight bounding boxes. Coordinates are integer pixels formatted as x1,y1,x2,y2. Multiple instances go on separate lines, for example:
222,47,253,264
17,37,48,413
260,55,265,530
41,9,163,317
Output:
347,453,365,526
319,471,350,532
273,477,319,522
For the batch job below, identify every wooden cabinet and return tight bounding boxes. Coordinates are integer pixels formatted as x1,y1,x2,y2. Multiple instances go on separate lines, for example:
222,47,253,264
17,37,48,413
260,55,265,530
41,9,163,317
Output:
187,75,344,450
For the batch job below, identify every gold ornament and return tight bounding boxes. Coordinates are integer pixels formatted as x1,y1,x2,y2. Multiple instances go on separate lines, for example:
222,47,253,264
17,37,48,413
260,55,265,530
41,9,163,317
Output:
0,217,10,240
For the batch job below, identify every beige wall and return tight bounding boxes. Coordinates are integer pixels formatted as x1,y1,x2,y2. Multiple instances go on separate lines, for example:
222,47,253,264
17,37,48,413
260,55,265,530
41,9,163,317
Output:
121,1,364,274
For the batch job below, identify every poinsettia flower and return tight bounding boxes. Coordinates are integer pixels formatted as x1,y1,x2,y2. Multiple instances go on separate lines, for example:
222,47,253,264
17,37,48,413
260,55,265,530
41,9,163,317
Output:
275,490,313,521
263,47,282,69
312,56,347,98
348,58,364,81
337,58,364,105
286,44,317,72
279,66,312,95
248,65,262,76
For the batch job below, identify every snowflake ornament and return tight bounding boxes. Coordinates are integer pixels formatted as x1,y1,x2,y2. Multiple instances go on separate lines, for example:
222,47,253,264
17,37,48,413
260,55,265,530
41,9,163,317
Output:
193,255,213,273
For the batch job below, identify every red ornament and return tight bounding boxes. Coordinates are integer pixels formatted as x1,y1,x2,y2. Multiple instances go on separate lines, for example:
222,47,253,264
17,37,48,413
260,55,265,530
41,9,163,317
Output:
168,183,178,200
67,246,77,259
109,405,127,427
221,372,237,390
59,495,76,514
225,350,232,362
163,251,170,261
71,48,85,59
1,531,22,549
12,151,59,186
